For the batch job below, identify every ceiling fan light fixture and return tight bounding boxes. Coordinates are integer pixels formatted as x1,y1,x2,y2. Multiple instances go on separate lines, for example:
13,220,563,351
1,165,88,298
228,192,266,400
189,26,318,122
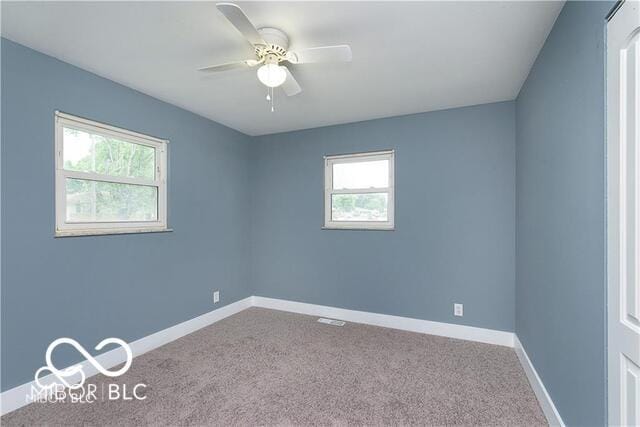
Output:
257,63,287,88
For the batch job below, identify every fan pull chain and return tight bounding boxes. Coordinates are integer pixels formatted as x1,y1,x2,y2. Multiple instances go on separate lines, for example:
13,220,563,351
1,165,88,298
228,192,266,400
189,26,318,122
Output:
264,88,275,112
270,87,275,112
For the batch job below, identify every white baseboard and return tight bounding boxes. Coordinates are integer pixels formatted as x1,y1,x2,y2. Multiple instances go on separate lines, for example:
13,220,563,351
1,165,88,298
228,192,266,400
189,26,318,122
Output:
252,296,515,347
0,297,252,416
514,335,565,426
6,295,564,424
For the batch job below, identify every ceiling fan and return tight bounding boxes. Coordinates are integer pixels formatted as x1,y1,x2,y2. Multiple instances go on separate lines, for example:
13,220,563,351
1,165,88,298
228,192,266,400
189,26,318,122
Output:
199,3,352,108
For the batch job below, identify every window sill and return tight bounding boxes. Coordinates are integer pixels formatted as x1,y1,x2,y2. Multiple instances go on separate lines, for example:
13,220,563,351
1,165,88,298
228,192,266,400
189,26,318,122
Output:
55,228,173,238
322,226,395,231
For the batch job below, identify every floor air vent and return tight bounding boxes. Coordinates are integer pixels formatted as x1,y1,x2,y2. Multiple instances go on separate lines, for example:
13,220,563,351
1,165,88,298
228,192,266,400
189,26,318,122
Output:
317,318,346,326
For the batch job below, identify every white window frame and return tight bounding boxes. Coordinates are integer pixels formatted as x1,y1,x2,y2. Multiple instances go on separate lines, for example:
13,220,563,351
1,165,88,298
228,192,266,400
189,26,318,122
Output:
324,150,395,230
54,111,168,237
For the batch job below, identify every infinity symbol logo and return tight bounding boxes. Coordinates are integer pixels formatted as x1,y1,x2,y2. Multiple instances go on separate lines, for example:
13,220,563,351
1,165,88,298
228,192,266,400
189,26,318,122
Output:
34,338,133,391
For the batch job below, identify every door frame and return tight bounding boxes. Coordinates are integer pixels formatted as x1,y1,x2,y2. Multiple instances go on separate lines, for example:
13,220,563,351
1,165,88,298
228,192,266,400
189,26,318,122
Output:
607,1,640,425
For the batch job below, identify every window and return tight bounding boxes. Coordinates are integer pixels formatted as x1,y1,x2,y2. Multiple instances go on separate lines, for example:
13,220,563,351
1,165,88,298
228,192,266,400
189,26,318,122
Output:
324,150,394,230
55,112,168,236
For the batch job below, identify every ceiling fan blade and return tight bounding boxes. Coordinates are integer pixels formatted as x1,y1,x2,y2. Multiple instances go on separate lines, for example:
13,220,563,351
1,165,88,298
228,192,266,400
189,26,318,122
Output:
198,60,256,73
287,45,352,64
216,3,266,47
281,66,302,96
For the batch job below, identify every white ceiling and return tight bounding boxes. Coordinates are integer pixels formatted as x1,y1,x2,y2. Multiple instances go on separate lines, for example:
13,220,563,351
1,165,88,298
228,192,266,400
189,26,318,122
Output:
1,1,563,136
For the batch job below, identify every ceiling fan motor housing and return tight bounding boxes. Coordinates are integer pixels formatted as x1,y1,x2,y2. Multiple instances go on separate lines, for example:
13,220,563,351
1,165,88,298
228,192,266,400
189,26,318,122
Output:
256,27,289,60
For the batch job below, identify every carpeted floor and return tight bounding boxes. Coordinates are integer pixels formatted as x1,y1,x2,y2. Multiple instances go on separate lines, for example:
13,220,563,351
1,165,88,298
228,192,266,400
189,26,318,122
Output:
2,307,546,426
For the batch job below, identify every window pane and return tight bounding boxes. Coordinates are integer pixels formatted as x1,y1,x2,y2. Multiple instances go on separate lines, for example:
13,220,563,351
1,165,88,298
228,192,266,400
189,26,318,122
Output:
332,160,388,190
63,127,155,181
66,178,157,222
331,193,388,222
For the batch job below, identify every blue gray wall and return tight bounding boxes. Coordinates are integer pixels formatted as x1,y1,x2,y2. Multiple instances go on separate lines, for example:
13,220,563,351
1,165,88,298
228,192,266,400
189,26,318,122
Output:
515,2,612,425
1,38,253,391
251,102,516,332
1,38,517,393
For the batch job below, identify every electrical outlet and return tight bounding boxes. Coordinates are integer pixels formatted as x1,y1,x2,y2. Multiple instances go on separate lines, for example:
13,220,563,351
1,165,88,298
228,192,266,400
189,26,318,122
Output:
454,303,463,317
213,291,220,304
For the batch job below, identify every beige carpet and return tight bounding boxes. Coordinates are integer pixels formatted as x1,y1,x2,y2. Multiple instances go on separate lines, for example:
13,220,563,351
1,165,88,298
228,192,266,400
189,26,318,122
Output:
2,307,546,426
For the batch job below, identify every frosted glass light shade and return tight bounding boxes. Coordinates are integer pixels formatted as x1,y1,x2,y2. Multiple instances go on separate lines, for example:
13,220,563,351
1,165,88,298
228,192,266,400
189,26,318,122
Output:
257,63,287,88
